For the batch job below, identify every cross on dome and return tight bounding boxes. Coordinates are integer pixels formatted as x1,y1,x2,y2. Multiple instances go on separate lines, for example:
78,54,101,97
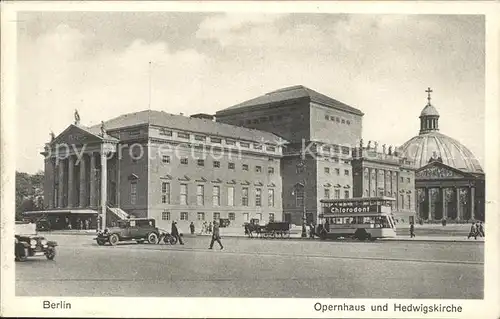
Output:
425,87,433,105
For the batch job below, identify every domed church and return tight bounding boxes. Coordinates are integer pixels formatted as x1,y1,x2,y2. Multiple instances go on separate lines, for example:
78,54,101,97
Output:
400,88,485,222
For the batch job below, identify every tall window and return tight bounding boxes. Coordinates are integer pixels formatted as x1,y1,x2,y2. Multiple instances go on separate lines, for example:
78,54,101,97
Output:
228,162,235,169
196,185,204,205
344,190,349,199
213,161,220,168
344,169,350,176
335,168,340,175
180,157,188,165
130,182,137,205
161,182,170,204
256,213,262,222
255,188,262,207
180,212,188,221
243,213,249,221
212,186,220,206
268,189,275,207
324,188,330,199
162,155,170,164
268,167,275,174
197,212,205,221
334,189,340,199
407,195,411,209
213,212,220,220
227,186,235,206
255,166,262,173
197,159,205,167
295,185,304,207
324,167,330,174
180,184,188,205
242,187,249,206
400,194,405,209
228,212,235,221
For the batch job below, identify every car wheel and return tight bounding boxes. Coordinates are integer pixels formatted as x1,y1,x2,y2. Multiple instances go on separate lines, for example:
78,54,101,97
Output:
96,239,106,246
18,248,28,262
109,234,119,246
169,236,177,245
147,232,159,244
354,229,368,241
45,247,56,260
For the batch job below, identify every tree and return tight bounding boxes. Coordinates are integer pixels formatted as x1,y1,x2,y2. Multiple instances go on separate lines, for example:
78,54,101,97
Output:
15,171,45,220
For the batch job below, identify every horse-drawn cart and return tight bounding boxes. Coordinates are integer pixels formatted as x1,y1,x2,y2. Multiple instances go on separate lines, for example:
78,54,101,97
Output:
244,220,291,238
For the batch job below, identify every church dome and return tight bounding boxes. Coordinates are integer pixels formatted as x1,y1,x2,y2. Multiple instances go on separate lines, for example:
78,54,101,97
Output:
420,104,439,117
400,87,483,173
400,132,483,173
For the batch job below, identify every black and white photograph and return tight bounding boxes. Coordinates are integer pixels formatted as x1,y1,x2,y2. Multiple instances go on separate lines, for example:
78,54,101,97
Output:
1,1,499,318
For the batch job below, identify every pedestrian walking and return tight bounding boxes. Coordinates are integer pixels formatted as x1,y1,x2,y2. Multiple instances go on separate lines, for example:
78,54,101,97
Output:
309,223,315,239
410,222,415,238
208,222,213,234
209,221,223,250
467,222,477,240
171,221,184,245
478,222,485,237
190,222,195,235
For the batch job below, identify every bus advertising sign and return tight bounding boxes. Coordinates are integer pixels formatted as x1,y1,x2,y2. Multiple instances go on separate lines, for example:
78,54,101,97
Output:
329,205,379,214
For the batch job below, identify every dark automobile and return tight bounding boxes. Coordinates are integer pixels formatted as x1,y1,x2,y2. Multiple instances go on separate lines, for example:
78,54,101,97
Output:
15,222,57,262
95,218,161,246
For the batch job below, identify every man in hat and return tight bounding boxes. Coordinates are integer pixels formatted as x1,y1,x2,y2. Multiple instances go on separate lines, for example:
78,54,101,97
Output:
171,221,184,245
209,220,223,250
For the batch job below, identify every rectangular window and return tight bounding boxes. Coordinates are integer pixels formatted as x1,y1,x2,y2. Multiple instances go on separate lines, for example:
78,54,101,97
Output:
197,212,205,221
400,177,404,183
341,146,350,154
162,155,170,164
161,211,170,220
228,162,235,169
226,140,236,145
177,132,190,139
256,213,262,222
242,164,249,171
240,142,250,148
228,212,235,221
129,130,140,136
407,195,411,209
161,182,170,204
344,169,350,176
407,177,411,183
243,213,249,221
213,212,220,220
196,185,204,206
341,119,345,124
197,159,205,167
242,187,249,206
212,186,220,206
180,184,188,205
227,186,235,206
266,146,276,152
323,146,331,153
180,212,188,221
159,128,172,136
324,188,330,199
268,189,275,207
210,137,222,144
335,168,340,175
400,194,405,208
334,189,340,199
195,135,205,141
269,213,275,222
325,115,330,120
324,167,330,174
255,166,262,173
180,157,188,165
255,188,262,207
254,143,263,150
295,186,304,207
130,182,137,205
268,167,275,174
344,190,349,199
333,145,340,153
213,161,220,168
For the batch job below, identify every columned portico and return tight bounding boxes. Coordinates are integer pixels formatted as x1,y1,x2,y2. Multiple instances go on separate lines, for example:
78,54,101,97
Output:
79,154,87,207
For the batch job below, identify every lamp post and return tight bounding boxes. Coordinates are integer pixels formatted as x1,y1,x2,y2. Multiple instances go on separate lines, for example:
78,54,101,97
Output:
296,158,307,238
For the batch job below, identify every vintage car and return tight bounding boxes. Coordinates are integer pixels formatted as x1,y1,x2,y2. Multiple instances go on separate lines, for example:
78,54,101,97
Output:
94,218,161,246
15,221,57,261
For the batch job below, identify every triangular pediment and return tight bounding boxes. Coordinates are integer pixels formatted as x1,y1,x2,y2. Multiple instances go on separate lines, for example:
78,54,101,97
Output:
416,162,469,180
52,124,103,146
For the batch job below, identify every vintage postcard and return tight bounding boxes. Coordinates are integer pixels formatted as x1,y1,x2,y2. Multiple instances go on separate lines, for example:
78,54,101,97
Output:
1,1,499,318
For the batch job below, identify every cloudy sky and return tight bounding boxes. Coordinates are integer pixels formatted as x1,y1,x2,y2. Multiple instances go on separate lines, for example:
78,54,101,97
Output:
16,12,485,173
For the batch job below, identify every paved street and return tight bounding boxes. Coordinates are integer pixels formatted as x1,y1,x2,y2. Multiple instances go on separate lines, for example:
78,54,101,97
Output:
16,235,483,299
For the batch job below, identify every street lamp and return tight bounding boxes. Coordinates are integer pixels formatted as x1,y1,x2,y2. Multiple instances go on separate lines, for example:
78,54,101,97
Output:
296,159,308,238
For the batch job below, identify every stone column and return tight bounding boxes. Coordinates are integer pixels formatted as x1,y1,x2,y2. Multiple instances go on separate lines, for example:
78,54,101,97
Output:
57,160,65,208
68,155,76,208
441,187,447,220
90,153,97,207
100,146,108,231
427,188,432,220
470,187,475,220
49,159,55,209
455,187,461,220
79,154,87,207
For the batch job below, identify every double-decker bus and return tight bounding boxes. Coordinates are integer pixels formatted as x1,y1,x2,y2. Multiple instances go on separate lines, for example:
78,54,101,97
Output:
318,197,397,241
